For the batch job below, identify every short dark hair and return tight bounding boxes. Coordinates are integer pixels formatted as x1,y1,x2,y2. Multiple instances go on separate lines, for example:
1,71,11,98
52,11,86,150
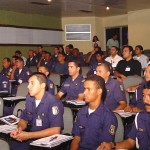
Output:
111,46,118,51
135,45,143,51
95,51,104,56
123,45,134,53
38,65,49,72
30,72,47,85
3,57,11,63
68,44,74,49
68,60,82,74
85,75,107,102
15,50,22,55
45,52,51,56
98,63,111,73
16,57,24,63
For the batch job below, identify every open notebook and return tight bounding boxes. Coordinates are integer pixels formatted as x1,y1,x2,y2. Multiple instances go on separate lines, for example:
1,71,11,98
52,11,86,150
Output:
114,110,136,118
30,134,73,148
66,100,86,106
3,96,26,101
0,125,17,134
0,115,20,125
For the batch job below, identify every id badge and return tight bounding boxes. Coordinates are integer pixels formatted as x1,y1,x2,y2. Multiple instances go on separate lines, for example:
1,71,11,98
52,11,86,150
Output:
125,67,130,71
18,79,23,84
36,116,42,126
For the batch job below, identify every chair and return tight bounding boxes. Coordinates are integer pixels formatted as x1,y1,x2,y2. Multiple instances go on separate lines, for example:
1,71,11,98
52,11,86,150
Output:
13,101,26,117
114,113,124,142
62,107,73,134
123,75,143,105
81,66,90,78
143,49,150,60
0,139,10,150
0,97,4,117
29,66,37,73
16,82,28,97
49,73,60,86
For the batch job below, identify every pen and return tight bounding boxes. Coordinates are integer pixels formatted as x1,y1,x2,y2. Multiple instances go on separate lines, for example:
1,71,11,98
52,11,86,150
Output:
49,136,58,142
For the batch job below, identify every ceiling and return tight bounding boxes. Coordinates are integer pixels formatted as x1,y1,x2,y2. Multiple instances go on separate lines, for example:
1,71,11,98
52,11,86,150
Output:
0,0,150,17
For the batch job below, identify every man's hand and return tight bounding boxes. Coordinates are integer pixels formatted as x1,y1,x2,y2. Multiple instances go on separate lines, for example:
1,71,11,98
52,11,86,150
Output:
96,142,113,150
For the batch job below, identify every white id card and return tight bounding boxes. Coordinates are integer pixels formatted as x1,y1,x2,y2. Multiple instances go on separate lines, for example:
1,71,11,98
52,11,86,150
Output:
36,116,42,126
18,79,23,84
125,67,130,71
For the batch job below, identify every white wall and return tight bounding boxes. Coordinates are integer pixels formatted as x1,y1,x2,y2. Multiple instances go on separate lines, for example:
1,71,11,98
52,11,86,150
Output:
128,9,150,49
62,9,150,54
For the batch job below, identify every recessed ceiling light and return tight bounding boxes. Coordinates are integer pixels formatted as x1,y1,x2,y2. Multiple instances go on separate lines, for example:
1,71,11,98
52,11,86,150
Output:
106,6,110,10
48,0,52,2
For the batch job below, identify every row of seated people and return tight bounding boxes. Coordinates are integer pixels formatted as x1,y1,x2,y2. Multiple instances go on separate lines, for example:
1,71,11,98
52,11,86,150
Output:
0,45,149,88
1,71,149,150
0,57,148,114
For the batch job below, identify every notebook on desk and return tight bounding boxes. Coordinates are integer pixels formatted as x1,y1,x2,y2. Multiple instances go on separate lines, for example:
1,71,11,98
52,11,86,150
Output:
30,134,73,148
66,100,86,106
0,115,20,125
114,110,136,118
3,96,26,101
0,124,17,134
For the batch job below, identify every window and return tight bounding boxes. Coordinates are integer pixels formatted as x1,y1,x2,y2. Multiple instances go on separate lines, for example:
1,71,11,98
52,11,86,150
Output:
65,24,91,41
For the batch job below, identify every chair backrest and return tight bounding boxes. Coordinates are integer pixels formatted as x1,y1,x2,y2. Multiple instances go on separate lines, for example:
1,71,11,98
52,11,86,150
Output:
123,75,143,89
114,113,124,142
62,107,73,134
81,66,90,78
123,75,143,104
13,101,26,117
143,49,150,60
16,82,28,97
49,73,60,86
29,66,37,73
0,139,10,150
0,97,4,117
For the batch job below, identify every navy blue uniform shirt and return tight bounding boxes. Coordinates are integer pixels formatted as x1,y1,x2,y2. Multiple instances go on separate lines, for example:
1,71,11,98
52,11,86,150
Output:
21,92,64,132
105,78,126,110
0,74,10,92
128,112,150,150
72,103,117,150
60,75,85,100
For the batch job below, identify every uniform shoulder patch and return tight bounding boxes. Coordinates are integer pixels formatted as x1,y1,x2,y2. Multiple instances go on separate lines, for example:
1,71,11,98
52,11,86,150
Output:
52,106,59,115
109,125,116,135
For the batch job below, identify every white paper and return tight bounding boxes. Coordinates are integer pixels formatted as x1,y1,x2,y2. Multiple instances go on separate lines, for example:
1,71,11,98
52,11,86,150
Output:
30,134,73,148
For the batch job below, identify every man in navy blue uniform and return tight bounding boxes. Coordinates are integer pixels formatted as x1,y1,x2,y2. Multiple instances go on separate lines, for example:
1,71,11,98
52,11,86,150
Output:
51,53,68,75
70,75,117,150
98,81,150,150
56,60,84,101
0,74,10,93
87,51,113,76
26,50,38,68
10,72,64,150
10,57,31,84
38,65,55,95
39,52,53,72
96,63,126,111
10,57,31,95
0,57,12,78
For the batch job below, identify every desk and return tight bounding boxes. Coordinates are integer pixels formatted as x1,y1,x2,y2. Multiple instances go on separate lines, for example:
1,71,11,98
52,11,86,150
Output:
63,101,86,120
30,140,72,150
